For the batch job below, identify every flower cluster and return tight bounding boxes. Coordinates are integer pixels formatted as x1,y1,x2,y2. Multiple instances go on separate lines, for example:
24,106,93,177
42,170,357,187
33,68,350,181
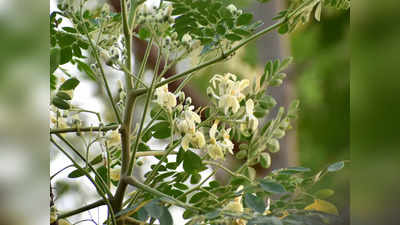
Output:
137,4,174,25
206,120,234,160
154,82,177,113
176,105,205,151
226,4,243,16
207,73,259,135
136,3,198,54
208,73,250,115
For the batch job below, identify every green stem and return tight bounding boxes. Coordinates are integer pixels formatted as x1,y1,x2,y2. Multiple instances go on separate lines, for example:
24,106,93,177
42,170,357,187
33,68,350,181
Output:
135,38,154,89
177,171,216,200
121,0,133,89
112,90,140,211
128,50,162,174
50,164,74,180
50,125,119,134
123,176,203,212
57,199,106,219
204,160,252,183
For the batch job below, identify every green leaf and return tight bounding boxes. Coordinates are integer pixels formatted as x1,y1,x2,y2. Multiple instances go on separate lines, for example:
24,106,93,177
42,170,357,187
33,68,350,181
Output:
68,168,86,178
279,57,293,71
50,48,61,74
183,150,204,174
89,154,103,165
278,23,289,34
50,74,57,90
138,27,151,40
52,96,70,110
150,105,168,120
190,173,201,184
237,13,253,26
327,161,345,172
57,33,76,47
56,91,72,100
314,189,335,199
247,216,282,225
59,77,80,90
60,47,73,65
143,200,173,225
72,43,84,58
216,24,226,35
62,27,76,33
189,191,208,203
232,28,251,36
76,60,97,81
173,183,189,190
259,179,286,194
142,129,152,143
259,95,277,109
151,121,171,139
225,33,242,41
244,193,265,213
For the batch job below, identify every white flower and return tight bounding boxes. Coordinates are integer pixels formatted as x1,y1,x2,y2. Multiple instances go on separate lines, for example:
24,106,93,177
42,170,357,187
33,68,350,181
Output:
107,130,121,147
245,99,258,131
226,4,238,14
207,143,224,160
245,99,254,115
248,115,259,131
182,131,206,150
220,128,234,154
209,120,219,142
176,109,201,134
110,165,121,182
224,196,243,213
182,33,192,44
210,73,250,114
219,94,240,114
155,83,177,112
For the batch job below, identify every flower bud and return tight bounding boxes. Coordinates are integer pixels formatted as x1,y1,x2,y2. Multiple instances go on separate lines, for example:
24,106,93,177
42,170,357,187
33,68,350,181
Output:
226,4,237,14
267,139,280,153
110,165,121,181
272,129,285,139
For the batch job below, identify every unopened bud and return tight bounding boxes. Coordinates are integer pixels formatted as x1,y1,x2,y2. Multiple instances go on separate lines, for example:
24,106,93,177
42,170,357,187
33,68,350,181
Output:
267,139,280,153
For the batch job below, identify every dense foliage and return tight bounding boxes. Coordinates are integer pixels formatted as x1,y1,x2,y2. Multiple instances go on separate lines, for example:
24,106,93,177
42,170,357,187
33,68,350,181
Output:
50,0,349,225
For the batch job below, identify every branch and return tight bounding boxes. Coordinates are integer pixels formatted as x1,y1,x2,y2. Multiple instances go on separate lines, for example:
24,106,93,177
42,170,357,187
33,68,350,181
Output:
50,124,119,134
127,19,285,98
58,199,106,219
204,160,252,182
123,176,203,212
121,0,133,89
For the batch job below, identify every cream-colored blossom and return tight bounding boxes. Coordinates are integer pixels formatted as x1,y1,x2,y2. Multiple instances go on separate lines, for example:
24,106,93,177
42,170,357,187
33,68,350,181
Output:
110,165,121,182
210,73,249,114
107,130,121,147
181,131,206,150
155,83,177,112
219,94,240,114
226,4,238,14
220,128,234,154
182,33,192,44
224,196,243,213
207,143,224,160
